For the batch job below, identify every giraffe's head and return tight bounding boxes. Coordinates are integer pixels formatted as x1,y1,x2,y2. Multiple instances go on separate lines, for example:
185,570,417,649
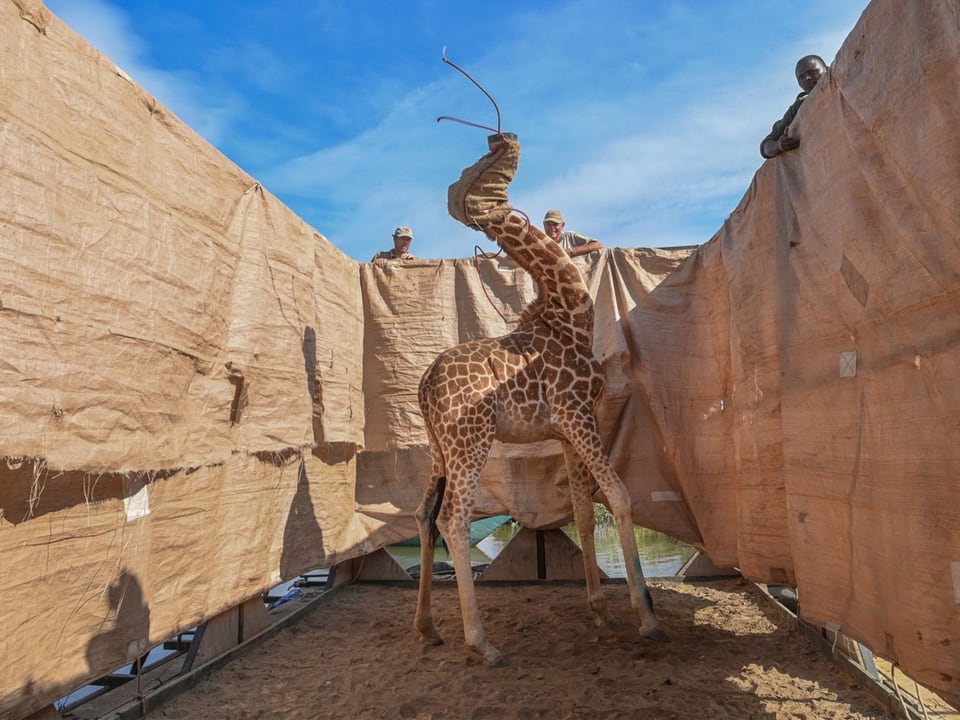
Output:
486,131,518,150
448,133,522,231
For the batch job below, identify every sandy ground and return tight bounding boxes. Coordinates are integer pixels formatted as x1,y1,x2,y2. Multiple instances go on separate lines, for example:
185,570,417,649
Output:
155,578,898,720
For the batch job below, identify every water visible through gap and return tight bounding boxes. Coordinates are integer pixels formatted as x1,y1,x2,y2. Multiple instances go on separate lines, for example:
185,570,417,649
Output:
387,513,695,579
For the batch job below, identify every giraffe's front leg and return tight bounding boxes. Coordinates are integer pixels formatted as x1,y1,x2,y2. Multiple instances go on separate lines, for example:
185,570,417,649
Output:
562,443,614,627
606,478,670,642
560,412,669,643
437,424,505,666
438,500,506,666
576,505,614,628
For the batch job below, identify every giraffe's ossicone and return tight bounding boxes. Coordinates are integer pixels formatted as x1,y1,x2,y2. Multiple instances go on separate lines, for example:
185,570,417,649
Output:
413,134,668,666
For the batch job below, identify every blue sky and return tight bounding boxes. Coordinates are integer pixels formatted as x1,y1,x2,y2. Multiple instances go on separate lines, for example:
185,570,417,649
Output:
45,0,869,263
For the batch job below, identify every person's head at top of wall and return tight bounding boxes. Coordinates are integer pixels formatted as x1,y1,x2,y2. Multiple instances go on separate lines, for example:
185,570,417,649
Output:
371,226,415,265
760,54,828,159
390,226,413,257
795,55,827,93
542,209,565,242
542,209,604,258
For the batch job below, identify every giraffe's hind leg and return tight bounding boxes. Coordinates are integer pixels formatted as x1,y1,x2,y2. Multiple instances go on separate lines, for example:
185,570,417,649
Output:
413,474,444,646
562,442,614,627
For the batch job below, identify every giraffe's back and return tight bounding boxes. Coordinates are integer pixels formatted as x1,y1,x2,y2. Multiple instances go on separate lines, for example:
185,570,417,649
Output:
418,323,604,448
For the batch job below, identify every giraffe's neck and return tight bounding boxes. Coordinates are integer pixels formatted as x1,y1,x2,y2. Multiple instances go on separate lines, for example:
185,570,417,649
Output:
489,212,594,349
446,135,594,348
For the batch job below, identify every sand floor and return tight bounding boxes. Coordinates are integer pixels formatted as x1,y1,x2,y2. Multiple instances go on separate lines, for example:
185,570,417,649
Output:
150,577,910,719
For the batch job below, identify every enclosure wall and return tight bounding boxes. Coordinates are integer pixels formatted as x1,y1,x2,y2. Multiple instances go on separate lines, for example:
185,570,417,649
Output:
0,0,957,716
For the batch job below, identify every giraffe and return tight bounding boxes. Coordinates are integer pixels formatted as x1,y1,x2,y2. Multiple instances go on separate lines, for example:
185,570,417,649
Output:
413,133,668,666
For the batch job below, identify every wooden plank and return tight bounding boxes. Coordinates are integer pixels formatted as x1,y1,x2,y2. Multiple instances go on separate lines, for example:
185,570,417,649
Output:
350,549,413,581
676,549,740,578
480,528,603,581
191,597,272,668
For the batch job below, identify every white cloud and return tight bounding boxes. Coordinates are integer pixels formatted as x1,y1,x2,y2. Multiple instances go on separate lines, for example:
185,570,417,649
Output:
46,0,139,68
45,0,235,144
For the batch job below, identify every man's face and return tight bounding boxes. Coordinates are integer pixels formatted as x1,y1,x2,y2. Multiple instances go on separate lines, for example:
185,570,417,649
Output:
543,220,564,241
393,234,412,254
795,58,826,93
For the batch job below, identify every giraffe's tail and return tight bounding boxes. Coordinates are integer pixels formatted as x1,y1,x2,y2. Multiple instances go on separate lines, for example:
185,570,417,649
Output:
427,476,447,548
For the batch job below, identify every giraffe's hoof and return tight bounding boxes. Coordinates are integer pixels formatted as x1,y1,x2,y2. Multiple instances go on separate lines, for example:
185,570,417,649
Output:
484,650,507,667
593,612,615,628
471,643,506,667
416,627,444,646
420,634,444,647
639,625,670,643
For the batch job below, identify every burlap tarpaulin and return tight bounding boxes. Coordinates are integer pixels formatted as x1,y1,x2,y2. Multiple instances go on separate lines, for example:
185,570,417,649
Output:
0,0,957,716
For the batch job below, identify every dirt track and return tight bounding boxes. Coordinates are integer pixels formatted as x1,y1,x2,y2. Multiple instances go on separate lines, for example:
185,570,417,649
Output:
155,578,897,719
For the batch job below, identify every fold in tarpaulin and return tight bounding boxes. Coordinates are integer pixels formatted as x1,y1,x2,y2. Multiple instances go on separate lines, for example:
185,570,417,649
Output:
0,0,958,716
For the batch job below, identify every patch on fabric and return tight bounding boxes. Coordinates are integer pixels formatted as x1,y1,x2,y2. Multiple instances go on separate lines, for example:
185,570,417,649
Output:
123,480,151,521
840,254,869,307
839,351,857,378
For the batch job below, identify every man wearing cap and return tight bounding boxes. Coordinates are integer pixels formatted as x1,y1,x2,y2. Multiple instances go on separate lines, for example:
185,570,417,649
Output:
542,210,603,258
371,226,415,264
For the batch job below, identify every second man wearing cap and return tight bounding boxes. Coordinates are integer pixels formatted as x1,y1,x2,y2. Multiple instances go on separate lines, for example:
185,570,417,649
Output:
542,210,603,258
371,226,415,264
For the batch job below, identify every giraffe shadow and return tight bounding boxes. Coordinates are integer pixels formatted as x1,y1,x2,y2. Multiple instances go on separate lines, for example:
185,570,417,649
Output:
279,457,325,579
277,326,330,579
